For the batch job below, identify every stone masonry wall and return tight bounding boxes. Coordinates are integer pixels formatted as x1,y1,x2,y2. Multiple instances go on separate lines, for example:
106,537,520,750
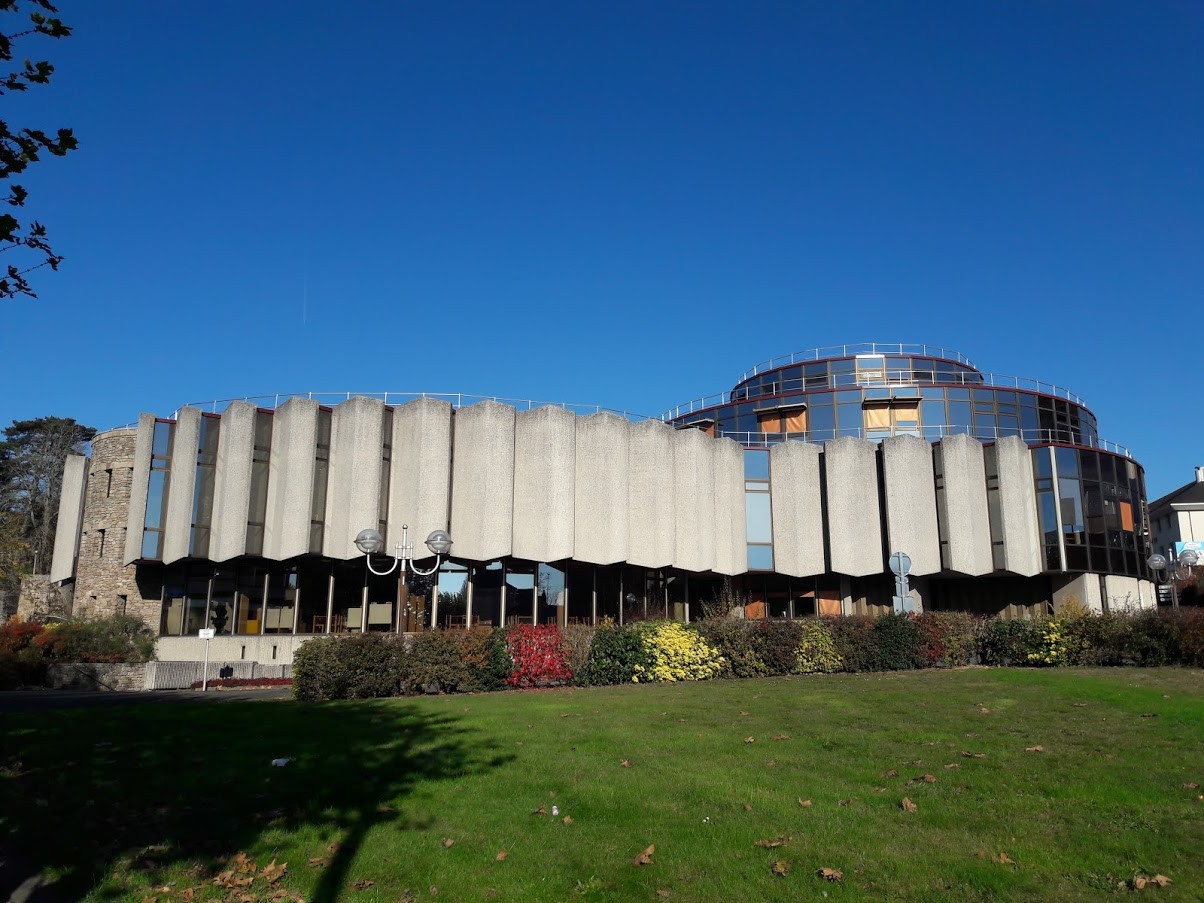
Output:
16,573,74,620
72,428,162,630
45,662,149,691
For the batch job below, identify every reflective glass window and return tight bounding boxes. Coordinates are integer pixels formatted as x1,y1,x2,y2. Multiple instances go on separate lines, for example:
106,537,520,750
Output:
747,544,774,570
745,492,772,543
743,448,770,480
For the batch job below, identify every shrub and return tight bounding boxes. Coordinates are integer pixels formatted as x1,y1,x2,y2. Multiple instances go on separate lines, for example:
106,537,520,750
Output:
978,618,1043,666
1177,608,1204,666
794,619,841,673
187,677,293,689
751,620,803,676
1122,610,1178,666
402,630,476,694
580,624,651,686
457,627,512,691
561,624,596,680
0,647,46,690
914,613,979,667
824,615,878,672
633,621,724,682
0,618,44,655
35,615,156,664
1024,619,1072,666
872,614,924,670
696,618,765,678
292,634,403,701
506,625,572,687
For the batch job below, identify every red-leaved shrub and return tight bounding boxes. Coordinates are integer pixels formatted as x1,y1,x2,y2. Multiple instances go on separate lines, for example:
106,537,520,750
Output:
505,624,572,687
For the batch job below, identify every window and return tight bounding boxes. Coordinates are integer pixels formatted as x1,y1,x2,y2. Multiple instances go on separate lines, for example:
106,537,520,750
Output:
97,529,106,559
142,420,175,560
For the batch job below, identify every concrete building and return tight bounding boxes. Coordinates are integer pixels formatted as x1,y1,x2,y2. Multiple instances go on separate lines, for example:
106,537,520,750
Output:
1148,467,1204,559
49,343,1155,664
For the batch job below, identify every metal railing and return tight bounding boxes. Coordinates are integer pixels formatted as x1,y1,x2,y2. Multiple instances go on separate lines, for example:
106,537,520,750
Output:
661,368,1090,421
174,392,655,423
714,425,1133,459
738,343,976,383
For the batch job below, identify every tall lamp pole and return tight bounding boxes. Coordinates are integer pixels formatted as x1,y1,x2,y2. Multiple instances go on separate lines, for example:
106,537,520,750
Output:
354,526,453,631
1146,549,1198,610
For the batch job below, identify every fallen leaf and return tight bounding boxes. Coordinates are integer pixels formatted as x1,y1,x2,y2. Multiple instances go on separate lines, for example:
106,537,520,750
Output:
632,844,655,866
923,774,937,783
351,880,375,890
442,838,455,849
901,797,917,813
532,806,547,816
656,890,671,898
327,842,342,854
1025,746,1045,753
765,759,778,767
739,711,750,716
883,769,898,778
1132,876,1148,890
771,860,790,877
563,816,573,825
1182,782,1198,789
944,764,960,770
754,836,788,849
817,867,843,882
261,860,287,885
798,799,812,808
307,857,327,867
1141,713,1157,718
376,803,395,813
620,759,631,768
1152,875,1172,887
744,737,756,744
772,734,790,741
993,852,1015,865
1072,702,1087,707
838,799,853,807
560,713,570,717
978,707,990,714
962,751,987,759
742,802,753,811
495,851,508,861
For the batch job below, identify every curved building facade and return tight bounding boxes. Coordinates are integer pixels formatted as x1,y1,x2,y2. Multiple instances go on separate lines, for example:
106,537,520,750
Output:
49,343,1154,664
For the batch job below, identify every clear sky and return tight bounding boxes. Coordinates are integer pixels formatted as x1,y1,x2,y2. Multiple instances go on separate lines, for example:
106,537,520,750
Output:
2,1,1200,499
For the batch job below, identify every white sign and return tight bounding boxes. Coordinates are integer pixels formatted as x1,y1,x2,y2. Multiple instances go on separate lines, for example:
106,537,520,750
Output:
198,628,215,639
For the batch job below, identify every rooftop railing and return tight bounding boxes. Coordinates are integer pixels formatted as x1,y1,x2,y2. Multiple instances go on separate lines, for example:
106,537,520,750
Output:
738,343,976,383
173,392,655,423
661,368,1090,421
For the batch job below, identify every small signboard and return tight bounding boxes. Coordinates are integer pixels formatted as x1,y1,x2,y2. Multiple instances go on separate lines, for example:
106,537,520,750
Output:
198,628,215,639
1174,541,1204,559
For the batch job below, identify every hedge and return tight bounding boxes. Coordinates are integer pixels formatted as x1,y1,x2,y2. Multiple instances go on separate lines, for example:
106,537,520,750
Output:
0,616,156,690
289,609,1204,701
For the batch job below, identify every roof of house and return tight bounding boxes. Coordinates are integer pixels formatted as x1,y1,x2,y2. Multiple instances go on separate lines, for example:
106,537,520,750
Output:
1149,479,1204,512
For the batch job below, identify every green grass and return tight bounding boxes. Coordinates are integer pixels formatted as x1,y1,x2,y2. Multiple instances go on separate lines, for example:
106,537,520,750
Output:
2,668,1202,902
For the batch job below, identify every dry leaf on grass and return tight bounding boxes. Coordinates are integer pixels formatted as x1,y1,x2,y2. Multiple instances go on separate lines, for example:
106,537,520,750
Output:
978,707,991,714
632,845,655,867
739,711,750,716
772,734,790,741
1141,713,1157,718
754,836,788,849
656,890,671,898
531,806,547,816
962,751,987,759
307,857,327,867
993,852,1015,865
743,802,753,811
495,851,508,861
883,769,898,778
350,879,374,890
766,760,778,768
1025,746,1045,753
798,799,812,808
771,860,790,877
563,816,573,825
838,799,854,807
944,764,960,770
376,803,396,814
1181,782,1198,789
442,838,455,849
327,842,342,854
620,759,631,768
744,737,756,744
901,798,917,813
817,867,843,882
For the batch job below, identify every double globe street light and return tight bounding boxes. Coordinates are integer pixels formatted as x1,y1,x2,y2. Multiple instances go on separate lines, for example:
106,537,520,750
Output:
354,525,453,630
1146,549,1199,610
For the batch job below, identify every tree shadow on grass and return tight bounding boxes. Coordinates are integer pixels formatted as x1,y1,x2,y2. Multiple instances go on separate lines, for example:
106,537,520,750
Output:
0,696,513,902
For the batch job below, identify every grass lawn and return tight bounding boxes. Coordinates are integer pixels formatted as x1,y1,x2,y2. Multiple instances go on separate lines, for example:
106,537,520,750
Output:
1,667,1202,902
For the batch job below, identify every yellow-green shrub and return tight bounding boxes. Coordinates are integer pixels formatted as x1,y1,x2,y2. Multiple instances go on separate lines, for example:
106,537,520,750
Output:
633,621,725,682
1026,619,1072,666
794,620,842,673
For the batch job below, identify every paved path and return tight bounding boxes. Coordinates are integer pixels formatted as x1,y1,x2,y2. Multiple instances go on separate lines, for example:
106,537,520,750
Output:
0,686,292,713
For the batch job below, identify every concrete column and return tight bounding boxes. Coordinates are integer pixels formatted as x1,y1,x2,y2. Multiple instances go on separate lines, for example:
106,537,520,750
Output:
712,438,747,576
162,407,201,565
1053,573,1103,613
123,413,156,564
1103,574,1144,611
322,396,385,560
768,440,825,578
209,401,257,562
823,437,883,577
574,412,630,565
938,435,992,576
50,455,88,582
995,436,1043,577
512,406,575,563
672,428,716,573
264,397,319,561
450,401,516,562
389,397,453,541
881,435,941,577
627,420,675,569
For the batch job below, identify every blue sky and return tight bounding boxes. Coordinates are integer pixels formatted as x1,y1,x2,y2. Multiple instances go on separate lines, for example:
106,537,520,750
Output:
2,1,1200,499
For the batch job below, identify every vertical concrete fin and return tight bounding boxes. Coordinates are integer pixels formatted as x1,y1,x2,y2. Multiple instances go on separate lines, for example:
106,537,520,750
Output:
512,406,575,563
672,428,716,573
627,420,675,569
389,397,453,544
323,396,385,560
162,407,201,565
824,437,883,577
264,397,319,561
937,434,992,576
123,414,156,564
450,401,516,562
881,435,941,576
996,436,1043,576
209,401,256,563
712,438,747,576
768,440,825,577
573,412,630,565
50,454,88,582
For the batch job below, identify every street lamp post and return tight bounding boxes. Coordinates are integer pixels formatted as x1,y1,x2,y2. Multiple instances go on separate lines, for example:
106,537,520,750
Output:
354,525,453,631
1146,549,1198,610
